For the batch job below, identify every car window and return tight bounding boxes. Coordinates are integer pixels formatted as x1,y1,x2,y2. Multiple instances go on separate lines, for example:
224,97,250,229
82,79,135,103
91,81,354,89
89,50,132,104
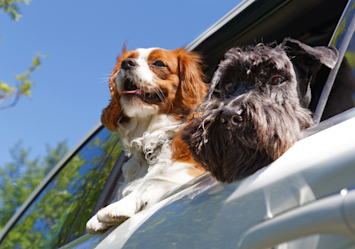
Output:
0,127,122,249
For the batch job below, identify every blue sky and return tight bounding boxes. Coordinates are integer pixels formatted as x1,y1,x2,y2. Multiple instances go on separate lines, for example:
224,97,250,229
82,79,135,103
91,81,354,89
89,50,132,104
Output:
0,0,241,166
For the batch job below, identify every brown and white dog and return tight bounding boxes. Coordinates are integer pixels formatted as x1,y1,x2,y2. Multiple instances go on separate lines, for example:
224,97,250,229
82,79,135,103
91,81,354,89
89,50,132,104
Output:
86,46,208,234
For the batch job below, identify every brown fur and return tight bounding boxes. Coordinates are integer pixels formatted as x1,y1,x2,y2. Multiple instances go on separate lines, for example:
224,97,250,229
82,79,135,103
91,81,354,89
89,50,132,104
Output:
101,45,138,131
101,46,208,131
101,45,208,177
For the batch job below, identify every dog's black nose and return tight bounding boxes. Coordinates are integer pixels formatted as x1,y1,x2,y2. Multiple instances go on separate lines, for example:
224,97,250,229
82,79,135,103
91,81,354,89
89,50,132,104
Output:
121,58,137,70
220,110,243,129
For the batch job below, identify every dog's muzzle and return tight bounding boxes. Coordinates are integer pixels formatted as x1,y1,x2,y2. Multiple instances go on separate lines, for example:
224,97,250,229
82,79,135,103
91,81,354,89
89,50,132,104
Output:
220,105,245,130
121,58,138,70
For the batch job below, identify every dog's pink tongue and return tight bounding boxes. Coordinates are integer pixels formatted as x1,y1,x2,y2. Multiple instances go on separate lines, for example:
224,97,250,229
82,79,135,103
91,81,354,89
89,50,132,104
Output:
121,89,142,95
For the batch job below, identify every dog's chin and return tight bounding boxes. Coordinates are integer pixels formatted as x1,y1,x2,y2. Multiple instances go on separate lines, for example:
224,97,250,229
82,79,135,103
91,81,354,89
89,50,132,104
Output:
120,96,159,118
183,115,272,183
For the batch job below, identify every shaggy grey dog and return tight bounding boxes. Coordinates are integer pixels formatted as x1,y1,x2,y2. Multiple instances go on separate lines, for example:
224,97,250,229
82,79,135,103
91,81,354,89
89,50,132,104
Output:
182,38,339,182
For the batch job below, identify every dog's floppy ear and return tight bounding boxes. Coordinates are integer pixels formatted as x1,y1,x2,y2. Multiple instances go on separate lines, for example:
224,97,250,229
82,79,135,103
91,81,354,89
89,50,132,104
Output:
101,46,130,131
281,38,339,107
175,48,208,111
282,37,339,69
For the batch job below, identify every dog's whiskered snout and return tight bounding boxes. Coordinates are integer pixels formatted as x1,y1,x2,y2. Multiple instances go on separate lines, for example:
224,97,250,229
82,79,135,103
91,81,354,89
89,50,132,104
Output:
121,58,138,70
220,109,243,129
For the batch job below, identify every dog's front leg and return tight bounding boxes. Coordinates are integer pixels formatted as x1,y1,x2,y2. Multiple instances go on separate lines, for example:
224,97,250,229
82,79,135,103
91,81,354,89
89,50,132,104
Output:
86,213,115,235
95,179,178,224
86,177,147,234
95,160,194,225
86,155,148,234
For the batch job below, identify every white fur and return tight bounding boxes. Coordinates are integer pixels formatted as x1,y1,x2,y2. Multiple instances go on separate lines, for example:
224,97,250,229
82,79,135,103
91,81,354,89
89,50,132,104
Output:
120,98,159,117
116,48,163,118
93,144,194,226
86,48,196,234
117,114,183,196
116,48,158,92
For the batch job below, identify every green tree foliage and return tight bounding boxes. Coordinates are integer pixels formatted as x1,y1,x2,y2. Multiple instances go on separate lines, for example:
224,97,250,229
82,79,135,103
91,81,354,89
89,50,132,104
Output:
0,141,69,231
0,0,30,21
0,129,123,249
0,0,47,109
0,53,48,109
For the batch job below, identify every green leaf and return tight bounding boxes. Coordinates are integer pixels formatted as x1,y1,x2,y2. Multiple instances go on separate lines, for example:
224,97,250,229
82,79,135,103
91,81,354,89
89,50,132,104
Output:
15,74,22,81
32,58,40,66
0,0,31,21
0,50,48,108
0,82,16,93
19,79,33,96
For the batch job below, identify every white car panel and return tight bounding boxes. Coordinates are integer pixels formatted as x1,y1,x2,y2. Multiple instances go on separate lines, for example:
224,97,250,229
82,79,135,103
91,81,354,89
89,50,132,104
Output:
92,115,355,248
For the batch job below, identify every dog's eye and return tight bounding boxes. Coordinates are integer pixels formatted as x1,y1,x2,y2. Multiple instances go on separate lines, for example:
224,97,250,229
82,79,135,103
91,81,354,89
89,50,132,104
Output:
271,76,284,85
152,61,167,68
224,81,234,92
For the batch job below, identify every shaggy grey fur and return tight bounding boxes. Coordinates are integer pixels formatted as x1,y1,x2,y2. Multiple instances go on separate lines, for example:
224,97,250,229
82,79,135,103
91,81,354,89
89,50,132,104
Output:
182,38,339,182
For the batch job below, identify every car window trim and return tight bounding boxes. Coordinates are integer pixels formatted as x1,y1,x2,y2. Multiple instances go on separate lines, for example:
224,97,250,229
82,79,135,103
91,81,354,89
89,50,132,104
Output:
0,122,104,244
300,107,355,139
314,0,355,123
186,0,256,52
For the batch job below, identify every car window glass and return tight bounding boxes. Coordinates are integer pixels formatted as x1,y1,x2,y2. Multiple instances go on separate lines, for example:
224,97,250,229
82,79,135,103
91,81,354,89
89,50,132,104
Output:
58,136,123,246
0,128,122,249
267,234,355,249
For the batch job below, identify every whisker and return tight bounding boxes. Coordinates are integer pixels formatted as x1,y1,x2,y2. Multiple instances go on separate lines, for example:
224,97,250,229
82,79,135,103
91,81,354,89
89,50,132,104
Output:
156,88,165,101
159,88,165,99
153,86,165,102
153,85,165,99
99,78,110,84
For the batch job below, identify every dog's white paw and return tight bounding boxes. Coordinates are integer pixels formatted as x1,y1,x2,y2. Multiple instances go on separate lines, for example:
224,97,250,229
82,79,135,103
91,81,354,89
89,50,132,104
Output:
96,195,140,225
86,214,112,235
